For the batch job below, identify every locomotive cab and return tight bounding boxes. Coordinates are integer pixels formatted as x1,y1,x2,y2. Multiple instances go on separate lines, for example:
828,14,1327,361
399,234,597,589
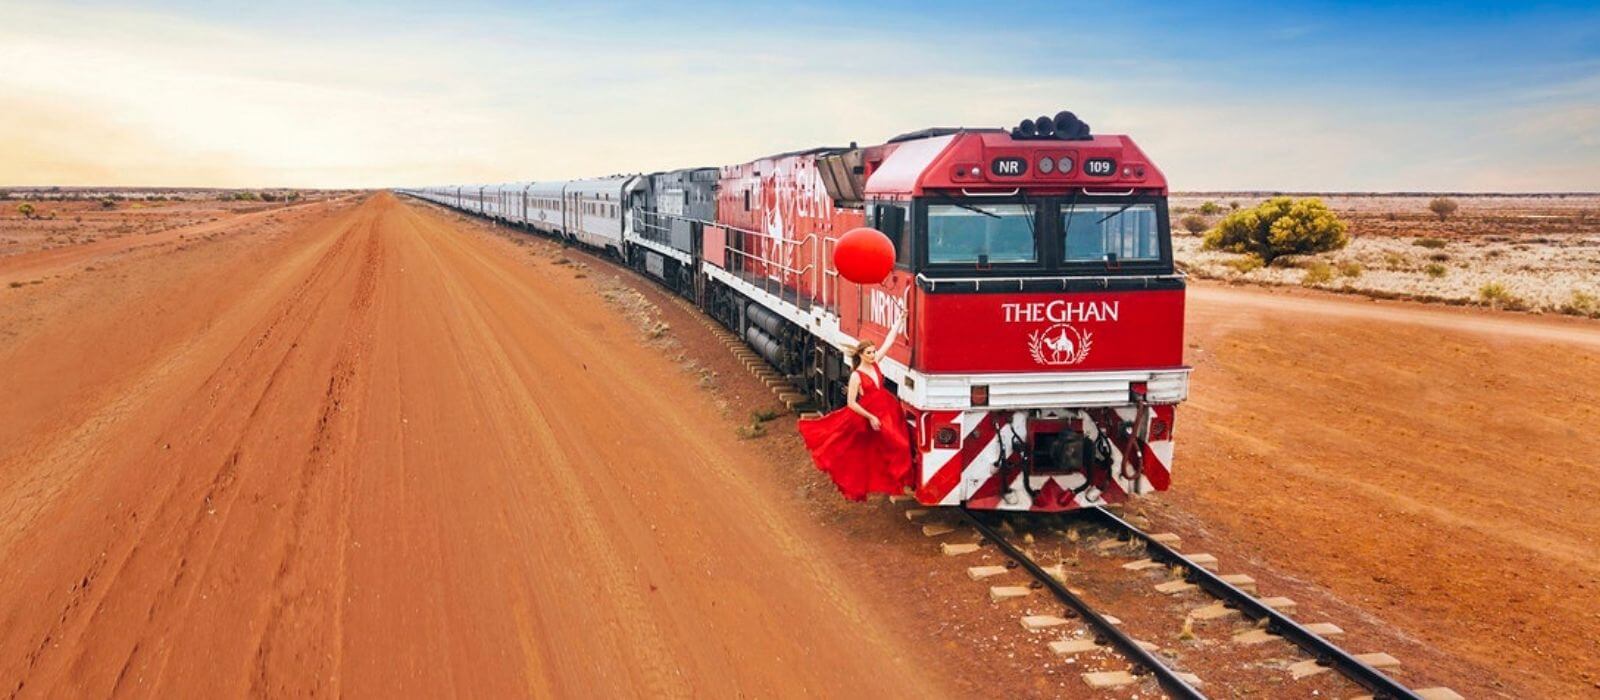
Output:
840,118,1189,511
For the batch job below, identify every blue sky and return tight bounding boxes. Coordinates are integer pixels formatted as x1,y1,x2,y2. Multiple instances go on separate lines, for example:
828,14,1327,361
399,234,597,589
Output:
2,1,1596,190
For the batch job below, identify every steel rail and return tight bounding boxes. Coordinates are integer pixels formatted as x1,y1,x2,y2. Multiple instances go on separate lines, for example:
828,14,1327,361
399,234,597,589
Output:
1088,506,1424,700
957,508,1206,700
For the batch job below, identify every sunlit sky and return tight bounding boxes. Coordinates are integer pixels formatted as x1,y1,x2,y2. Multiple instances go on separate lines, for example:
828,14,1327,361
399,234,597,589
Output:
2,1,1597,191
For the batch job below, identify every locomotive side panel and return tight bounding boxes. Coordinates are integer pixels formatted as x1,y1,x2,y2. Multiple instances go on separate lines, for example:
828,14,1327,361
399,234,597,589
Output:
717,151,861,310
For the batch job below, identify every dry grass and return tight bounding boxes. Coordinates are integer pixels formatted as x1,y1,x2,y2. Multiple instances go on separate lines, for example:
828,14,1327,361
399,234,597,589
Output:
1176,194,1600,316
1301,261,1334,286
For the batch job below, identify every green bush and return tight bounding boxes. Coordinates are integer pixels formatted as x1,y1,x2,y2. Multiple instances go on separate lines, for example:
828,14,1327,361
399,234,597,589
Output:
16,202,35,219
1199,201,1222,215
1429,197,1459,222
1228,201,1240,210
100,197,117,209
1179,214,1208,235
1202,196,1349,266
1301,261,1334,286
1413,237,1447,249
1337,261,1363,277
1424,263,1448,278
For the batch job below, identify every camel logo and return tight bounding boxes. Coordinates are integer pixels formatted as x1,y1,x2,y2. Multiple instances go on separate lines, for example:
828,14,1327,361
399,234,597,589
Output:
1027,324,1093,366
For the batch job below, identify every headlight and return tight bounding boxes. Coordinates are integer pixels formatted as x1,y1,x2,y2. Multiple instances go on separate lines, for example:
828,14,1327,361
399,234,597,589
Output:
1038,156,1054,174
1058,156,1075,174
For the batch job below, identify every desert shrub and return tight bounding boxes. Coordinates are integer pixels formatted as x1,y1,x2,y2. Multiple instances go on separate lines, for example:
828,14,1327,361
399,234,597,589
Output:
0,190,10,200
1478,282,1515,307
1427,252,1450,262
16,202,35,219
1228,201,1240,211
1202,196,1349,266
1337,261,1363,277
100,197,116,209
1222,255,1264,274
1561,290,1598,317
1199,201,1222,215
1429,197,1459,221
1179,214,1208,235
1301,261,1334,286
1424,263,1448,278
1413,237,1446,249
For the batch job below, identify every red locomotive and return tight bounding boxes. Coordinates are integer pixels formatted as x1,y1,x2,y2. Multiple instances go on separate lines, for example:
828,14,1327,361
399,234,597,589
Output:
404,110,1188,512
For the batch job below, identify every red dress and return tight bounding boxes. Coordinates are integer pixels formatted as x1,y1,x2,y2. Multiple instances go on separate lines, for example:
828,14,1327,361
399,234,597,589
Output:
797,364,914,501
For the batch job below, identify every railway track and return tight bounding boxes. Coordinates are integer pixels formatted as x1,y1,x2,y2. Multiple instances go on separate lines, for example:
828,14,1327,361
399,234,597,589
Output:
958,507,1440,700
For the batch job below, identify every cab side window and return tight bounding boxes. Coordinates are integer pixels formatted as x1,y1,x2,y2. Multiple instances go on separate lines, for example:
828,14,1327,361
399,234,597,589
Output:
872,203,912,268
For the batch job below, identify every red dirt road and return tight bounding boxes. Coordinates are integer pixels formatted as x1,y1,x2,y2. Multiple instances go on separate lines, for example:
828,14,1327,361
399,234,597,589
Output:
1167,283,1600,697
0,194,948,697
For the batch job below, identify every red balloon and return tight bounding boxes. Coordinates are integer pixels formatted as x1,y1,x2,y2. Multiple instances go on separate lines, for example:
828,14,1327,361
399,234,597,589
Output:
834,227,895,284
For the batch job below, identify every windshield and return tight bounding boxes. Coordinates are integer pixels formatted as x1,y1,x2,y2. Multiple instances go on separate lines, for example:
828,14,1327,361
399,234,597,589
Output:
925,203,1036,264
1062,203,1161,263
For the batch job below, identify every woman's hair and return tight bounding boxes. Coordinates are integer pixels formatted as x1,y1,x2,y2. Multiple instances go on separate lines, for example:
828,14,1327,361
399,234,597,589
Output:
849,340,875,370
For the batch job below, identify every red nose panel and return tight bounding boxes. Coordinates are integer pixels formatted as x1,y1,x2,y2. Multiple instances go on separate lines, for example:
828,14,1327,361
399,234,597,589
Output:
915,289,1185,373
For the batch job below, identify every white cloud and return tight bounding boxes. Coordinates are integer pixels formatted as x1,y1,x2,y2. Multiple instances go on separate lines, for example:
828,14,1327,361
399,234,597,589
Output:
0,2,1594,191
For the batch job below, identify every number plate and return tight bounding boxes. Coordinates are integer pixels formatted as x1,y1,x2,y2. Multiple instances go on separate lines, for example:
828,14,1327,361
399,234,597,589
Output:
1083,158,1116,177
990,157,1028,177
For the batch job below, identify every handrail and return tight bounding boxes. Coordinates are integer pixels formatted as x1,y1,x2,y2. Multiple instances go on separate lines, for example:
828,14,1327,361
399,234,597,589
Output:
959,188,1022,197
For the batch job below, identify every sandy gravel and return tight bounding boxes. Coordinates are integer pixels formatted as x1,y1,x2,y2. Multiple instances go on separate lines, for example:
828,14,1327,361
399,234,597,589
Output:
3,191,1596,698
0,193,951,697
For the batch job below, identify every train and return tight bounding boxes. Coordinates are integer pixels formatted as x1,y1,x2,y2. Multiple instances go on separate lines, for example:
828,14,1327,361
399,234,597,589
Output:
398,110,1188,512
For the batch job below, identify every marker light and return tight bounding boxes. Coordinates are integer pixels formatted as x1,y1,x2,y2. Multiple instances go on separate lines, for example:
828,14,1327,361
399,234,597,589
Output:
970,385,989,407
1058,156,1074,174
1038,156,1054,174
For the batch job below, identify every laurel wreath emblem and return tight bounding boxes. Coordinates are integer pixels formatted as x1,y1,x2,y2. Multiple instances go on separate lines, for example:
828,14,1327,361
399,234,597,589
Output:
1027,324,1093,366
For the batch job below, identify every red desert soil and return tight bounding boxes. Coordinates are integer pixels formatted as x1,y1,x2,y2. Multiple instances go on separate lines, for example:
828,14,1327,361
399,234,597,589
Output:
4,191,1596,698
0,193,952,697
1162,282,1600,698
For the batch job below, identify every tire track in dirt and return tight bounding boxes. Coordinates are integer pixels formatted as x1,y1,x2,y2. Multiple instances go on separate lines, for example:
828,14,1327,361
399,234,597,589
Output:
2,200,376,697
1,193,958,698
247,213,384,698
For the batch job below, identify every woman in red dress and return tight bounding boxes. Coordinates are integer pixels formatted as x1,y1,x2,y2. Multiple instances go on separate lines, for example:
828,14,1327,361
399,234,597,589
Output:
797,303,914,501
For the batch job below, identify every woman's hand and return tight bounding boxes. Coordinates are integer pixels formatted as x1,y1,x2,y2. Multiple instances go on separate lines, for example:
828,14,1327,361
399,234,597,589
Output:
867,415,881,431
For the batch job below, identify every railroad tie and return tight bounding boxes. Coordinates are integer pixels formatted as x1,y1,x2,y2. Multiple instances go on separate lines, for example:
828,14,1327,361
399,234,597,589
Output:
989,585,1030,602
921,523,955,537
966,565,1008,580
1218,573,1257,592
941,542,980,556
1288,652,1399,680
1019,614,1070,631
1188,602,1237,620
1154,580,1199,595
1081,671,1137,689
1148,532,1182,547
1049,638,1102,655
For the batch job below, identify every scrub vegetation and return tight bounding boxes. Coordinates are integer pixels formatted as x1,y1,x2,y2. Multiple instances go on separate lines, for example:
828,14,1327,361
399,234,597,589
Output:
1202,196,1349,266
1175,193,1600,316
